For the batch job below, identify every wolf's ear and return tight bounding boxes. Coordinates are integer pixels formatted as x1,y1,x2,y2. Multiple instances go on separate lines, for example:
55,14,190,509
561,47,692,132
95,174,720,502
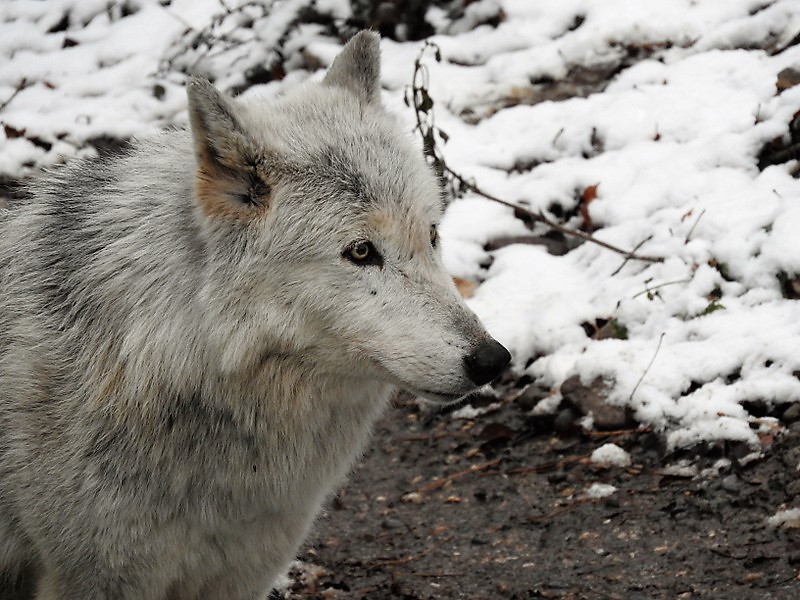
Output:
186,77,269,218
323,30,381,104
187,77,250,172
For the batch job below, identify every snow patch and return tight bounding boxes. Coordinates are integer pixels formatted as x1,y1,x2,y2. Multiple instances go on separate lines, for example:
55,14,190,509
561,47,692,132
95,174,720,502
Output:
766,508,800,529
586,483,617,499
590,443,632,468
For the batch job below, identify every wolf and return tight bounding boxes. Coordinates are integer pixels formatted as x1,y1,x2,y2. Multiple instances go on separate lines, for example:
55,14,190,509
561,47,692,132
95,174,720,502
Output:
0,31,510,599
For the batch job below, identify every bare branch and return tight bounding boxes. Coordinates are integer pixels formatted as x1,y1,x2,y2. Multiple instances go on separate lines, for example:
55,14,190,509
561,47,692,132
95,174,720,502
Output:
0,79,29,113
407,43,664,266
684,208,706,244
629,332,665,401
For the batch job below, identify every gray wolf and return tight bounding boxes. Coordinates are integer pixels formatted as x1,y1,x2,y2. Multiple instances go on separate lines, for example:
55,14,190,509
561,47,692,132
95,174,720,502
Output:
0,31,510,599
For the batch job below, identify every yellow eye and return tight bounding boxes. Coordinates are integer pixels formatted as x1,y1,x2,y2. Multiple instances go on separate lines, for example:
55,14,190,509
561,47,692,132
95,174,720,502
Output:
344,241,382,267
349,242,371,262
430,224,438,247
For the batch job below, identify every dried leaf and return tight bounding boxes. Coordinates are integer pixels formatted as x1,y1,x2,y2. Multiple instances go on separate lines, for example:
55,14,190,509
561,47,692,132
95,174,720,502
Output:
3,124,25,139
453,277,477,299
580,184,599,230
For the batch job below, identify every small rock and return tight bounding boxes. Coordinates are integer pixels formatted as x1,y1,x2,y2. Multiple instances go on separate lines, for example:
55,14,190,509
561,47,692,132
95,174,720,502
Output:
471,535,490,545
561,375,631,430
787,480,800,497
782,402,800,423
381,518,404,530
516,384,547,411
721,474,740,493
401,492,424,504
777,67,800,93
553,407,580,434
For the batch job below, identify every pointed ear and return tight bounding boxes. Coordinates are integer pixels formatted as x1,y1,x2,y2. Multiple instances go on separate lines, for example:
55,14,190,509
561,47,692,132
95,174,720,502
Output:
186,77,271,219
187,76,250,172
323,30,381,103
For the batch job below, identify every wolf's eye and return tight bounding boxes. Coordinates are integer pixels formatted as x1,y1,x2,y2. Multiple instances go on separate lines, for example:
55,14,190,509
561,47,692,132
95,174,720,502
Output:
344,241,383,267
430,225,438,248
350,243,370,261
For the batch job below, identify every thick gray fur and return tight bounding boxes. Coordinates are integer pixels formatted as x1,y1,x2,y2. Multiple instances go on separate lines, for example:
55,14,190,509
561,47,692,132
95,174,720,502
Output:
0,31,508,599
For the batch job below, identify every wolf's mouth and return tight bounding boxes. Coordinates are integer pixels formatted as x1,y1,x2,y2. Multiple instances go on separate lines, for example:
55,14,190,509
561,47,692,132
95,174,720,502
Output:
416,388,469,405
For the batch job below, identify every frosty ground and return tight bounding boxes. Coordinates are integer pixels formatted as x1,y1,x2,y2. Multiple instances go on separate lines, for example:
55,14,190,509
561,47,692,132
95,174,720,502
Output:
1,0,799,597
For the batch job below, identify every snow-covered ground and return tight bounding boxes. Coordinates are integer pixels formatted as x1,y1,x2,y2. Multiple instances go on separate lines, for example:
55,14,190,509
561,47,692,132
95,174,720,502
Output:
2,0,799,449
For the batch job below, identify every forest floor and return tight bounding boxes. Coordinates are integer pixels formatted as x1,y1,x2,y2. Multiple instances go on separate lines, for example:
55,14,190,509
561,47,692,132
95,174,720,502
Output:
281,388,800,599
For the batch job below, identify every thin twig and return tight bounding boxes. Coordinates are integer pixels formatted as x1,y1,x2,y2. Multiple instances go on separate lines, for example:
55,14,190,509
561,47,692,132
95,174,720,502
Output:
408,43,664,266
629,332,665,401
585,426,652,438
369,536,452,569
503,454,587,476
631,278,691,300
684,208,706,244
451,172,664,264
416,458,502,493
0,78,29,113
611,235,654,275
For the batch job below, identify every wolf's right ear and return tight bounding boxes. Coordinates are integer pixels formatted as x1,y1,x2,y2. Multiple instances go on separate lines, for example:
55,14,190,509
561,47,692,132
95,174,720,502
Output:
187,77,250,172
323,30,381,104
187,77,270,218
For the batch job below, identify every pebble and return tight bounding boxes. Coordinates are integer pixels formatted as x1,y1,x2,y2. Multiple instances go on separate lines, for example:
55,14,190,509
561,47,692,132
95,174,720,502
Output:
721,474,740,493
471,535,490,546
401,492,423,504
561,375,630,430
516,384,546,411
381,518,404,530
782,402,800,423
553,407,579,434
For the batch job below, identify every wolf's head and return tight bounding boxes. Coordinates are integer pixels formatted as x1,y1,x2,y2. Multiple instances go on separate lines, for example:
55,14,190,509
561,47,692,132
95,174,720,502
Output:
187,31,510,403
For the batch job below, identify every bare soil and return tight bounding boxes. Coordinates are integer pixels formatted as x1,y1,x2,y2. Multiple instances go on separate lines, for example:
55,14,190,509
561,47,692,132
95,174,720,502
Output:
280,392,800,600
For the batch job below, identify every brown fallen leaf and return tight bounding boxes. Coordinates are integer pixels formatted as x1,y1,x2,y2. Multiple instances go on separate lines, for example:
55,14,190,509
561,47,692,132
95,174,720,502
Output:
453,276,477,298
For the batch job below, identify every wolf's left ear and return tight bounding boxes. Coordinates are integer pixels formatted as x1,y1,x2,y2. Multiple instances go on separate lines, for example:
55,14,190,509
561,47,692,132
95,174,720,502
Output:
323,30,381,104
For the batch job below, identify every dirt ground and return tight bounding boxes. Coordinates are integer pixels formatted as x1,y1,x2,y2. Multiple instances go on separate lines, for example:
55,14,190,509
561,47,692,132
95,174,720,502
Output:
280,387,800,600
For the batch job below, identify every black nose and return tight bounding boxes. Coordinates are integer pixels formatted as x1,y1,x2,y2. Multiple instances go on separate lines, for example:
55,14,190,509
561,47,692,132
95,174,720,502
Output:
463,339,511,386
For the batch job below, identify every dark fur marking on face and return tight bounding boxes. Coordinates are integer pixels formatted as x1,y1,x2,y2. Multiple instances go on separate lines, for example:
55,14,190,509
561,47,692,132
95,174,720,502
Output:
318,145,374,204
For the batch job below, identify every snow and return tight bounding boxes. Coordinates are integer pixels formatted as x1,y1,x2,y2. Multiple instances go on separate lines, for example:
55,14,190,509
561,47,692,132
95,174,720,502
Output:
2,0,800,448
590,443,632,468
585,482,617,499
766,508,800,529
